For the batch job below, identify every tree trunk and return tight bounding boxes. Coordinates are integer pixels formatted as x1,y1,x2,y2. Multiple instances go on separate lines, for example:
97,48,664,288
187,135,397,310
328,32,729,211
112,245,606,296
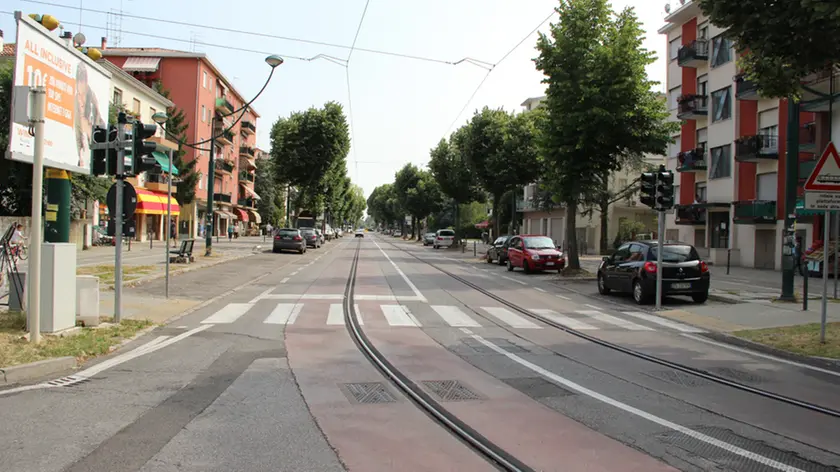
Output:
492,192,502,240
411,216,417,239
599,201,609,255
417,218,424,241
565,200,580,269
454,202,461,245
510,187,517,236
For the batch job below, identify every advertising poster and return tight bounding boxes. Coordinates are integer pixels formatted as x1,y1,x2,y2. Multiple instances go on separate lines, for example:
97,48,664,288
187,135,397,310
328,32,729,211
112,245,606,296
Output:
6,13,111,175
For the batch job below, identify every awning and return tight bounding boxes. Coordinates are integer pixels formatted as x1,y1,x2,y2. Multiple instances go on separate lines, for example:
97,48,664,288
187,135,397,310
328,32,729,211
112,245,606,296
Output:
214,210,235,220
240,184,261,200
474,220,490,229
234,208,249,222
135,188,181,216
248,210,262,224
152,151,179,175
122,56,161,72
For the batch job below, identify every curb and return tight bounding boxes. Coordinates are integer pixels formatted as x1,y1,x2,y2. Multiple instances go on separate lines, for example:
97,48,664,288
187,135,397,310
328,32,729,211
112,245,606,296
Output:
701,331,840,373
0,357,77,385
707,293,741,305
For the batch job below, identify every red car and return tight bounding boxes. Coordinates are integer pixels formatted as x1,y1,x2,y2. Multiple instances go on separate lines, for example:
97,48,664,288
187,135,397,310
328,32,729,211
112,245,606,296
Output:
506,235,565,273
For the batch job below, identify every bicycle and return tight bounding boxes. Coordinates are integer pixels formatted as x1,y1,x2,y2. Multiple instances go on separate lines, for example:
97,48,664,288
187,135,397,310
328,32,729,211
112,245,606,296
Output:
10,243,27,262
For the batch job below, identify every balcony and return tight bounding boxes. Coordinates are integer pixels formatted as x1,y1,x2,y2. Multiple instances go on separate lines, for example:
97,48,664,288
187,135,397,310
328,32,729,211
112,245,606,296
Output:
735,135,779,163
800,65,840,112
215,96,234,114
239,170,254,183
676,148,707,173
238,198,257,208
216,129,235,146
735,75,760,100
213,193,232,204
241,120,256,135
239,146,255,158
800,123,817,153
676,94,708,120
214,159,235,175
677,40,709,68
675,205,706,226
733,200,777,224
143,173,174,193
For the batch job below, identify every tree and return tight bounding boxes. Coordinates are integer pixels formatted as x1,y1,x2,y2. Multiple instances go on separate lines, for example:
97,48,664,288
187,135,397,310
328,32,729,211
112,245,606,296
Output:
254,157,282,226
153,81,199,206
535,0,675,269
367,183,402,228
395,166,444,240
0,61,33,216
698,0,840,98
428,134,485,242
394,164,422,237
455,107,542,238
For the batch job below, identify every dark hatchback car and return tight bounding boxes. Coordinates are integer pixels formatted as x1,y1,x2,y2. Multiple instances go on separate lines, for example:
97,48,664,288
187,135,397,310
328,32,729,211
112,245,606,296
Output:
485,235,512,265
597,241,710,304
273,228,306,254
301,228,321,248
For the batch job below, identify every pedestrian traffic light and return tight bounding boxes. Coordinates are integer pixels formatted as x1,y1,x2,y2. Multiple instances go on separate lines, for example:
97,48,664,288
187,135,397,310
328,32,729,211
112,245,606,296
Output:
91,125,117,176
640,172,657,209
656,168,675,210
129,121,159,175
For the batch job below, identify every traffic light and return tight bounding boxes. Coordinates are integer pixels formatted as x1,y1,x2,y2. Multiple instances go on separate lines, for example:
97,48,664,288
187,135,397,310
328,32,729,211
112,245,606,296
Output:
656,168,675,210
640,172,657,209
129,121,159,175
91,125,117,176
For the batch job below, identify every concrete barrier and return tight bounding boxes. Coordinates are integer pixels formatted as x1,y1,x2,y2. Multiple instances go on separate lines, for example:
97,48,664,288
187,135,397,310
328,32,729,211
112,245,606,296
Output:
76,275,100,326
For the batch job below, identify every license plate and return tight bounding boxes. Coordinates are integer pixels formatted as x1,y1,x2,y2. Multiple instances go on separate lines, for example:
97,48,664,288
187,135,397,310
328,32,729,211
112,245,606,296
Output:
672,282,690,289
545,262,554,266
282,236,291,240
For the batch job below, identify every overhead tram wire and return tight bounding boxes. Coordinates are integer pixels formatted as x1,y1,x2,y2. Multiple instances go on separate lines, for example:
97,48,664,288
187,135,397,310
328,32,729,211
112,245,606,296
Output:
345,0,371,182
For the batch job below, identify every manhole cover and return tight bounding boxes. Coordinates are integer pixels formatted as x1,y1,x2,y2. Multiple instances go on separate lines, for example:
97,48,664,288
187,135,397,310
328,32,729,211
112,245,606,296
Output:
422,380,483,401
341,382,397,404
502,377,576,398
706,367,764,384
644,370,710,388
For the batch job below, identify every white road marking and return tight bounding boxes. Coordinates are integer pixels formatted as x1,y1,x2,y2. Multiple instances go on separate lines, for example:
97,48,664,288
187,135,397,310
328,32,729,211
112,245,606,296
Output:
461,330,804,472
577,310,654,331
372,240,427,302
174,325,188,329
263,303,304,325
431,305,481,327
531,309,598,330
201,303,253,324
355,304,364,325
555,294,571,300
501,276,527,286
380,305,421,327
482,307,541,329
290,270,299,276
622,311,705,333
280,277,290,284
585,304,603,310
681,333,840,377
534,287,547,293
248,287,276,303
327,304,344,325
261,294,344,300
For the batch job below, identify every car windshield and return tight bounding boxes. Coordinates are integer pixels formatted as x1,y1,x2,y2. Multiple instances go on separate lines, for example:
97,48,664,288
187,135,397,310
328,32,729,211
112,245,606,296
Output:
301,229,315,235
438,230,455,236
494,236,510,245
648,244,700,263
524,237,555,250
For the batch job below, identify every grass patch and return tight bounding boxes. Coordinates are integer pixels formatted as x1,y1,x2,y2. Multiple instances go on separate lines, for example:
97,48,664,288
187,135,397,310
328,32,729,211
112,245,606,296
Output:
77,264,156,285
0,312,153,368
734,322,840,359
558,267,595,278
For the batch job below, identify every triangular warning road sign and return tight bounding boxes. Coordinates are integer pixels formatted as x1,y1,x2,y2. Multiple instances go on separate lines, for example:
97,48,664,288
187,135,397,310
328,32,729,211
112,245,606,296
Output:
804,142,840,192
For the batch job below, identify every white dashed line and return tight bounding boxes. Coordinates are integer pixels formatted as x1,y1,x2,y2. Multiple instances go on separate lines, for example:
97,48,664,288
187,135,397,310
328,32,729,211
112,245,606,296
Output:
555,294,571,300
534,287,547,293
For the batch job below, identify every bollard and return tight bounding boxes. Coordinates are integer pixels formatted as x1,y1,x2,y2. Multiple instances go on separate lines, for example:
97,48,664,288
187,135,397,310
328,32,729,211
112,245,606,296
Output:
127,237,131,252
149,234,153,250
474,241,477,257
726,249,731,275
462,241,466,253
803,269,809,311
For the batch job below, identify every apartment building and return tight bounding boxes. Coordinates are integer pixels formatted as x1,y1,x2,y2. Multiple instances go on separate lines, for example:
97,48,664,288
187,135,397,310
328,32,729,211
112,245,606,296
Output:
100,44,261,237
659,0,835,270
519,96,663,253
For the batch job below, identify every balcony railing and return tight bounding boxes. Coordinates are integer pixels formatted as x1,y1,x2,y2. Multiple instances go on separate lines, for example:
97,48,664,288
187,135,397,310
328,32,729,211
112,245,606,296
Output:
733,200,777,224
735,135,779,163
215,96,234,114
241,121,256,135
677,40,709,68
216,129,235,146
239,146,255,158
238,198,257,208
735,75,760,100
675,205,706,225
677,147,707,173
239,171,254,183
213,193,232,204
214,159,235,174
676,94,708,120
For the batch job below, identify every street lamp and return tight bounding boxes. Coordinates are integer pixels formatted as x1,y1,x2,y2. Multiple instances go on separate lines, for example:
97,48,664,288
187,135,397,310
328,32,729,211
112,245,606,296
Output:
157,55,283,256
152,112,176,297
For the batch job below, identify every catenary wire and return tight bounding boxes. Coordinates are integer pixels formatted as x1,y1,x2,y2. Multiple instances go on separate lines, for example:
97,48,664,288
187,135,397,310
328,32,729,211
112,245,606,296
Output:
345,0,370,182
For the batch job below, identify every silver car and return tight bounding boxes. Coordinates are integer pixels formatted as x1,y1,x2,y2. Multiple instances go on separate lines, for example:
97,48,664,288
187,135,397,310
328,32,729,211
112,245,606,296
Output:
273,228,306,254
423,232,436,246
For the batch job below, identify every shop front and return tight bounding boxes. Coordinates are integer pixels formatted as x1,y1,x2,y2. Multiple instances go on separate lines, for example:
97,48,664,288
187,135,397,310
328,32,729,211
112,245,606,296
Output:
134,188,181,242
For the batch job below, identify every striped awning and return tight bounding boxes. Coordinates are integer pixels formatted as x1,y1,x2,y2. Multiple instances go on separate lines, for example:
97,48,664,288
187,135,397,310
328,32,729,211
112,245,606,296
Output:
240,184,261,200
135,188,181,216
123,56,161,72
234,208,249,222
248,210,261,224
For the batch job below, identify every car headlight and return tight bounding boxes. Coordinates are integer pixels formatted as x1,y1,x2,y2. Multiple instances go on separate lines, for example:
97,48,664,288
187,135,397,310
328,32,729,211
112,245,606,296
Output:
531,254,540,260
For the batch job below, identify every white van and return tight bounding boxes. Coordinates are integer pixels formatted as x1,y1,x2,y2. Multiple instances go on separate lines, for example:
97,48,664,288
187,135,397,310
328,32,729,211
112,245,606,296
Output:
433,229,455,249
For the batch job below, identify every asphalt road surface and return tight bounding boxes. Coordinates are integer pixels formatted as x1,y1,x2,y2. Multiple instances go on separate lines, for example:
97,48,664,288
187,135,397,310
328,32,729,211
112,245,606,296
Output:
1,235,838,471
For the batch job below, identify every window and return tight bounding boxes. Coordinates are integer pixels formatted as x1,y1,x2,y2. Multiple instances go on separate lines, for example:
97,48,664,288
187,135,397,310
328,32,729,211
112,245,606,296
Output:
757,172,778,201
668,86,681,110
201,105,206,122
697,74,708,98
628,244,645,261
618,178,628,190
113,88,122,106
695,183,707,202
698,22,709,40
669,136,681,159
709,144,731,179
649,245,700,263
203,71,207,88
711,87,732,122
711,35,732,68
696,128,708,154
673,185,680,205
132,98,141,114
669,37,681,61
759,125,779,152
613,244,631,262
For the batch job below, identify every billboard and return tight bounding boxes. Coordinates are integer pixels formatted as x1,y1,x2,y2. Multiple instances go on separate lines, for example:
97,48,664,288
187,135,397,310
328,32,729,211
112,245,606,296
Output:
6,12,111,175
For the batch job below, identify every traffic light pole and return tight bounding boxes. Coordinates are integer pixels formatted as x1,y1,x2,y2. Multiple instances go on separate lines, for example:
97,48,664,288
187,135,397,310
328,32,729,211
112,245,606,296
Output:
781,99,800,301
656,210,665,310
114,112,127,323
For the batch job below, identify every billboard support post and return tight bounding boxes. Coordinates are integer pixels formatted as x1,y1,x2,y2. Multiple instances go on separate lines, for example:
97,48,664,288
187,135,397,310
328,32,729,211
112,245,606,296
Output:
28,86,46,344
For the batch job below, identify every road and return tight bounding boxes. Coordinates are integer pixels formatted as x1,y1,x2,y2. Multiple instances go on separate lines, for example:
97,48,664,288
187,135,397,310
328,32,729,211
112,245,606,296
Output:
1,234,838,471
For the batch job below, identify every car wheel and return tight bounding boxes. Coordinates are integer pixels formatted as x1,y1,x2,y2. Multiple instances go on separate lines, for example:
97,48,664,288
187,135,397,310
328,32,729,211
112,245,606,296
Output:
272,249,279,253
498,256,505,266
597,273,611,294
633,279,648,305
692,291,709,303
434,245,438,249
507,259,514,272
486,253,493,263
523,260,532,274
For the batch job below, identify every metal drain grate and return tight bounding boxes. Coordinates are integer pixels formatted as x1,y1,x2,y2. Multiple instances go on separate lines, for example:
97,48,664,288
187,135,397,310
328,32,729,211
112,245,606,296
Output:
341,382,397,404
502,377,576,398
706,367,764,384
46,376,89,387
422,380,483,401
644,370,710,388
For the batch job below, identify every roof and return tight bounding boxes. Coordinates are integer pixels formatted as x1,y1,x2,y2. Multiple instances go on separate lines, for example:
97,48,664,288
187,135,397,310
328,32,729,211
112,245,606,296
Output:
520,96,546,107
1,43,15,57
101,47,260,118
96,59,174,109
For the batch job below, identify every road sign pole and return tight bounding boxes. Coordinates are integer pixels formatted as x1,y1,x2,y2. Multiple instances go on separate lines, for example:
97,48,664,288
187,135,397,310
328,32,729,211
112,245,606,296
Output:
782,99,800,301
28,86,46,344
114,113,126,323
656,209,664,311
822,212,830,343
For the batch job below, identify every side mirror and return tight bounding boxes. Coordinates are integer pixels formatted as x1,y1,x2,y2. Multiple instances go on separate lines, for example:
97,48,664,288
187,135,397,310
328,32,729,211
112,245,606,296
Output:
602,256,610,262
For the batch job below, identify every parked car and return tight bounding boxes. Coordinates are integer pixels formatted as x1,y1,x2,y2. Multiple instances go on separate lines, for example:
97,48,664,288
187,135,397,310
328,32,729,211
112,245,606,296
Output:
300,228,321,248
394,230,402,237
355,228,365,238
423,232,436,246
505,235,565,273
597,241,710,304
273,228,306,254
485,235,512,264
314,228,325,245
432,229,455,249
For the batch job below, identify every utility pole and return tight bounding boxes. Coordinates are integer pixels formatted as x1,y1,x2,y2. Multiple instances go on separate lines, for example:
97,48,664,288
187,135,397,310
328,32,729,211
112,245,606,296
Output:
114,112,127,323
781,98,800,301
28,86,46,344
205,115,216,256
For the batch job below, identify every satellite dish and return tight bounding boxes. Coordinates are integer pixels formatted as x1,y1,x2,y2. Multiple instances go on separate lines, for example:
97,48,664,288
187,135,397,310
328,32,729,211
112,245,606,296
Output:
664,3,671,13
73,32,86,47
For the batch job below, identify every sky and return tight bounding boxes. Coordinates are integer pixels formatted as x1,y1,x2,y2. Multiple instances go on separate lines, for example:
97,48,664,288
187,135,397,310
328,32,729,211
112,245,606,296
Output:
1,0,678,198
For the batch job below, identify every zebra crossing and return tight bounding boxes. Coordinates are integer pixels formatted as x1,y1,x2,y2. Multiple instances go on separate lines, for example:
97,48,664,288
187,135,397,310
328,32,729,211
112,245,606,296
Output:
197,301,705,333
